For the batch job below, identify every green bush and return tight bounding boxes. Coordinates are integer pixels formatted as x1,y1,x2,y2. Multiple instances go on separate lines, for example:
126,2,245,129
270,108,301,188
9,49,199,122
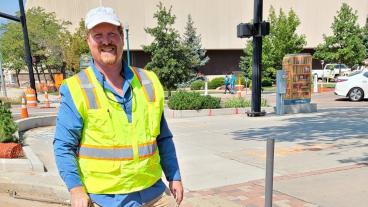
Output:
190,80,205,90
224,97,268,108
208,77,224,89
200,95,221,109
262,78,273,87
0,101,18,143
168,91,221,110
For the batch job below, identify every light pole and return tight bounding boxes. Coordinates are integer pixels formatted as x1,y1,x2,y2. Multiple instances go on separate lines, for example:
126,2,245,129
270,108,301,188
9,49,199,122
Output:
124,24,131,66
0,52,7,97
237,0,270,117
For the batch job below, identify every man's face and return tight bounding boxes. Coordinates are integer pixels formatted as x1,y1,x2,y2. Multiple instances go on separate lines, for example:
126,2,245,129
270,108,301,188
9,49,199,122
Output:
87,23,124,66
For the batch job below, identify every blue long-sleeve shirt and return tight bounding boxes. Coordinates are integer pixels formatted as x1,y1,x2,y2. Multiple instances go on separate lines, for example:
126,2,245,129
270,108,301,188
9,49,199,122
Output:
54,62,181,207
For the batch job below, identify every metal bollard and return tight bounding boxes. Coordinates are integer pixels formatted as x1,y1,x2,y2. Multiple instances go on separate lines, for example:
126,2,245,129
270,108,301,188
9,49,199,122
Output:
265,138,275,207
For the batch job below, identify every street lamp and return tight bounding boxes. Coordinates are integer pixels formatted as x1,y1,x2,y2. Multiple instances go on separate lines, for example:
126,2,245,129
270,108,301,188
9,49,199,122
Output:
124,23,131,66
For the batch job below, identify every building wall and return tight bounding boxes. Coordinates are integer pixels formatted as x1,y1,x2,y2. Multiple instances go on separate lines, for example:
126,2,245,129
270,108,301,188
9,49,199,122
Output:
128,49,243,75
26,0,368,49
25,0,367,74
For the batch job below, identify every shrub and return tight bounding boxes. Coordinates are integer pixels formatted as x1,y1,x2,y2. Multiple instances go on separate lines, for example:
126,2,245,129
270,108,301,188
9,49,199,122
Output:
200,95,221,109
190,80,205,90
0,101,18,143
168,91,221,110
208,77,224,89
262,78,273,87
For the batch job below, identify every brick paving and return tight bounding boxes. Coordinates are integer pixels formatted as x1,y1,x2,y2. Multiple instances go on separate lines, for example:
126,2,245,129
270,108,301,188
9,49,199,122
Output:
181,163,368,207
182,181,317,207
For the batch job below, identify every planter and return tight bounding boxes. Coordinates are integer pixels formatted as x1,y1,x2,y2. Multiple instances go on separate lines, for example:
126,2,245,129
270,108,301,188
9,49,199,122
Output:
0,143,24,158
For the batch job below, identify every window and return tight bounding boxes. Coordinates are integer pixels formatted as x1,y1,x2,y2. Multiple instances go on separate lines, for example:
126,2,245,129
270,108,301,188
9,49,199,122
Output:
333,64,347,69
363,72,368,78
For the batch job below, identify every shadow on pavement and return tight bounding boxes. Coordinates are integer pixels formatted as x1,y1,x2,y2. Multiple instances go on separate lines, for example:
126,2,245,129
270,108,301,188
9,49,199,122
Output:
231,107,368,165
334,98,368,102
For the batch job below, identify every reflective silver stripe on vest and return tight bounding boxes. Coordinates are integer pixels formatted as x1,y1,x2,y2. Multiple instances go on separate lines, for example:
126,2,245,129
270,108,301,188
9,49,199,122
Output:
79,146,134,160
138,142,157,157
77,70,99,109
136,68,155,102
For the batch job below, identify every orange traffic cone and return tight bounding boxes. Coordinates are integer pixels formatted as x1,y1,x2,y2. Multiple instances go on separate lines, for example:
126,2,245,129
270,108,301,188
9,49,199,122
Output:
25,88,37,108
43,91,51,108
21,96,29,119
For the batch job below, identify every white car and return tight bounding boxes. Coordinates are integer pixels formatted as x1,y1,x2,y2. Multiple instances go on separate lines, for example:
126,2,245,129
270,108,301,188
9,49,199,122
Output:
335,69,368,101
313,63,351,80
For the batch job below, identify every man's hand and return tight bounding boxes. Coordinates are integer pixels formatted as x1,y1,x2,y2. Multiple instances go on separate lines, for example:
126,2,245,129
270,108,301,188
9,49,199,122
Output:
70,186,91,207
169,181,184,206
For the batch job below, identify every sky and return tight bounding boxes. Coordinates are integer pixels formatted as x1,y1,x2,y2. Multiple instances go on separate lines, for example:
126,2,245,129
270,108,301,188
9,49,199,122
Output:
0,0,27,25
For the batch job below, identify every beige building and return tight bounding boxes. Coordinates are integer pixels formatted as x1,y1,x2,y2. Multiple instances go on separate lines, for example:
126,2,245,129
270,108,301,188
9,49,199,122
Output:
26,0,368,74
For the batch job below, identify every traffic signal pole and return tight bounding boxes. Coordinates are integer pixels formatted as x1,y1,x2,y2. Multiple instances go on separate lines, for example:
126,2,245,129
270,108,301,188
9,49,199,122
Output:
250,0,264,116
237,0,269,117
19,0,36,95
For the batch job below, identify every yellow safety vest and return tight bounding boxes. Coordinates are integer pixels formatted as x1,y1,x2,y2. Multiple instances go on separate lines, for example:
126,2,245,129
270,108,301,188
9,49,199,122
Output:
64,66,164,194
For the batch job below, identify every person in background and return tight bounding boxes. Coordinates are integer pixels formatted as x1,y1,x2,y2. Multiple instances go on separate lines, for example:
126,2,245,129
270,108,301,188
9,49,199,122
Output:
54,7,183,207
224,74,231,94
230,72,236,94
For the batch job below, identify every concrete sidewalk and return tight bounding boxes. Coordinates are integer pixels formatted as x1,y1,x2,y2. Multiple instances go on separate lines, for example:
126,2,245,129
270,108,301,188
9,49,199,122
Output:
1,107,368,206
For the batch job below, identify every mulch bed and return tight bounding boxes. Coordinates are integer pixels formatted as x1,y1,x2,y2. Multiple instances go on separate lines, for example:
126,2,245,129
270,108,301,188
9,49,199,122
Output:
0,143,24,158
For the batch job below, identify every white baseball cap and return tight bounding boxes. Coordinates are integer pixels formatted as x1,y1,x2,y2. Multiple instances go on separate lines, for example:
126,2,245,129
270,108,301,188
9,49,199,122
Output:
85,7,121,30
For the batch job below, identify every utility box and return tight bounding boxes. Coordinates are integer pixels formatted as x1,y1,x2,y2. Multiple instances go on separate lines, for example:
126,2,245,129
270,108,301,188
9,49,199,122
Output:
275,54,317,114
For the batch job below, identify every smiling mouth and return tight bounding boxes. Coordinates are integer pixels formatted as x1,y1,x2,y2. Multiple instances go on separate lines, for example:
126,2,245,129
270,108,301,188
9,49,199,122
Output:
100,45,116,53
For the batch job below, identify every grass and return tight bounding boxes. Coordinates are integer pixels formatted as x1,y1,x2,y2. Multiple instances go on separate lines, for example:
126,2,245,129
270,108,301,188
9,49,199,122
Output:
262,86,276,92
223,97,268,108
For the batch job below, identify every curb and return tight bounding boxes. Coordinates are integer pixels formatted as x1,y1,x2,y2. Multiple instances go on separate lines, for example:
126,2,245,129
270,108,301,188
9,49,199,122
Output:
165,107,274,118
15,115,57,132
1,179,70,204
0,146,44,173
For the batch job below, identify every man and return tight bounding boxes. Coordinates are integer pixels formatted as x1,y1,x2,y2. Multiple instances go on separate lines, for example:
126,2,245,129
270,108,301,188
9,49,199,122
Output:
54,7,183,207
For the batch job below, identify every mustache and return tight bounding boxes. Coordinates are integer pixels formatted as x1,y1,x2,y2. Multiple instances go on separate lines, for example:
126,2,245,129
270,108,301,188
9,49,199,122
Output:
99,43,117,49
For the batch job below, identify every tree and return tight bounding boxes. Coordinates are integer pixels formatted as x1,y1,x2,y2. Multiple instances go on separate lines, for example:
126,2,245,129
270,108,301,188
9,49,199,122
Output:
143,2,193,95
0,7,69,86
0,22,24,86
363,16,368,60
62,20,89,74
314,3,366,67
182,14,209,73
239,7,306,82
26,7,70,84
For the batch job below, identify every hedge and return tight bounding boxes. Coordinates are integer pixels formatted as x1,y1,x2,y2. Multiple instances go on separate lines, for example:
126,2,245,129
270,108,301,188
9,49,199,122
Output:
208,77,224,89
168,91,221,110
190,80,205,90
